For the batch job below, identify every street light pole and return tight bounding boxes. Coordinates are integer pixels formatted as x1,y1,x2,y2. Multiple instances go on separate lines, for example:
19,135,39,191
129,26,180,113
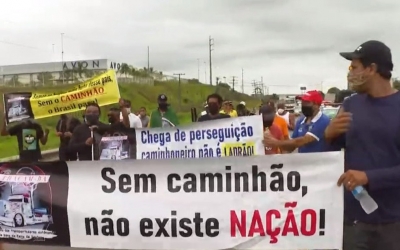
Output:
197,58,200,81
147,46,150,71
241,68,244,93
61,33,64,85
209,36,214,86
204,61,207,84
174,73,185,111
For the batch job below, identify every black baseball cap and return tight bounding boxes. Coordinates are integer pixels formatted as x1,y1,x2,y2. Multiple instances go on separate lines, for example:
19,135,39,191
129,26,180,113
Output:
339,40,393,71
158,94,167,102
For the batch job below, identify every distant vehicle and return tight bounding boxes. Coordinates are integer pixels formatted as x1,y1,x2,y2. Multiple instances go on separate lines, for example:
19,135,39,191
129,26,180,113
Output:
322,106,340,119
284,96,296,112
294,106,301,114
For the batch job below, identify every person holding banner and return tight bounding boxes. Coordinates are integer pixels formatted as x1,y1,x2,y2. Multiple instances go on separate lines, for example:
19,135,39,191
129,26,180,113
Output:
198,93,230,121
1,117,49,162
148,94,179,128
56,114,81,161
259,104,283,154
139,107,150,127
96,105,134,160
326,40,400,250
68,103,108,161
119,99,142,129
263,90,331,153
265,100,290,140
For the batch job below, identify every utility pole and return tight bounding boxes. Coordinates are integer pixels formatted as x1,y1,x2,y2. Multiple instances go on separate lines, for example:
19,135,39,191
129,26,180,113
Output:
197,58,200,81
61,33,64,85
174,73,185,111
147,46,150,72
241,68,244,93
52,44,56,79
204,61,207,84
209,36,214,86
252,80,264,98
231,76,237,91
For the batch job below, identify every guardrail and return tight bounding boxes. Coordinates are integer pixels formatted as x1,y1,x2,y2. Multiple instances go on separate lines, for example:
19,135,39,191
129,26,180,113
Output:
0,148,59,162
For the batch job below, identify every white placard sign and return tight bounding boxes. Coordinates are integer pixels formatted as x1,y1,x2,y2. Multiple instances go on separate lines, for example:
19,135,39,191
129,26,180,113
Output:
67,152,344,249
136,116,265,160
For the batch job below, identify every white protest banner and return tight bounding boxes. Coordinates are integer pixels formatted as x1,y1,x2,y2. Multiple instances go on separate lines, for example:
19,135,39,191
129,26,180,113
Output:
67,152,344,249
136,115,264,160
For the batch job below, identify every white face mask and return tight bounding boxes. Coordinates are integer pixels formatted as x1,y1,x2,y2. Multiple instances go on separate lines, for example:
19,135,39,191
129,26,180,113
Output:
125,108,131,114
277,108,285,114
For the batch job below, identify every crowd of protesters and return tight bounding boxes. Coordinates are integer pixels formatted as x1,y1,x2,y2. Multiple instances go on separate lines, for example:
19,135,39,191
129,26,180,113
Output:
0,40,399,250
0,93,177,162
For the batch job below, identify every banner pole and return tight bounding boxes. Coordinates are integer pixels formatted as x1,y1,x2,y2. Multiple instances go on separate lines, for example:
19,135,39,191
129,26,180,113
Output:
91,130,94,161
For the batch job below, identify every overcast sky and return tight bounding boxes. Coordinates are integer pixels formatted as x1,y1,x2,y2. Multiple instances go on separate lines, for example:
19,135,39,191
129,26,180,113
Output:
0,0,398,94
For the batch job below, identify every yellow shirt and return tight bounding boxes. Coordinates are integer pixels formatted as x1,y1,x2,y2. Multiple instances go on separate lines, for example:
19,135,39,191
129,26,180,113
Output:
220,110,238,117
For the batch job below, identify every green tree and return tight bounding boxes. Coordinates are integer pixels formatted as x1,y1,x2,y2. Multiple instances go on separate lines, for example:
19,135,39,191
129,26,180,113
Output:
37,72,54,86
84,70,94,79
327,87,340,94
218,83,231,89
119,63,131,80
7,75,20,86
74,62,87,81
60,69,73,83
393,78,400,90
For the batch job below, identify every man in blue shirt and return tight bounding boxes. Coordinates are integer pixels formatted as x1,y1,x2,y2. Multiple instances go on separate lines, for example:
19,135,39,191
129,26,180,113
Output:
326,40,400,250
264,90,331,153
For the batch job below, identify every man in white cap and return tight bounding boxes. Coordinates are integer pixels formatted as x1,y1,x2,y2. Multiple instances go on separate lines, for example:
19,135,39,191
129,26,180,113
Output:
237,101,250,116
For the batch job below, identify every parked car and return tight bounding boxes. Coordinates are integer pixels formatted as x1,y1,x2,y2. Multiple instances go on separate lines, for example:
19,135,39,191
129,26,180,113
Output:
322,106,340,119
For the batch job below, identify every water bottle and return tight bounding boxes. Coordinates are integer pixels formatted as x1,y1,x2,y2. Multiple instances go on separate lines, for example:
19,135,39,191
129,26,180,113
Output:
352,186,378,214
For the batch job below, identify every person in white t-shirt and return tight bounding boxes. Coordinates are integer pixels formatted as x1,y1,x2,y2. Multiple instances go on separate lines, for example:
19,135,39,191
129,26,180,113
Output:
276,102,295,130
119,100,142,128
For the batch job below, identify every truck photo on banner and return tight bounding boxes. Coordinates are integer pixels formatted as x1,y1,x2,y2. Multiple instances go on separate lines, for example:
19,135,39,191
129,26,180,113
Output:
0,161,70,247
136,115,264,160
3,69,120,124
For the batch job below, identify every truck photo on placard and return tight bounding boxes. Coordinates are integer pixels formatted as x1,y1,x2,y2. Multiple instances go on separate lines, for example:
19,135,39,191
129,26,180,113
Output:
3,93,34,124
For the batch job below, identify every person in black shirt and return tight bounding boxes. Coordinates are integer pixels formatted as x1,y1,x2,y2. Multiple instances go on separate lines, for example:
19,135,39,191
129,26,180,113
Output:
105,99,131,135
1,118,49,162
198,93,230,122
103,100,136,159
56,114,81,161
68,103,107,161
